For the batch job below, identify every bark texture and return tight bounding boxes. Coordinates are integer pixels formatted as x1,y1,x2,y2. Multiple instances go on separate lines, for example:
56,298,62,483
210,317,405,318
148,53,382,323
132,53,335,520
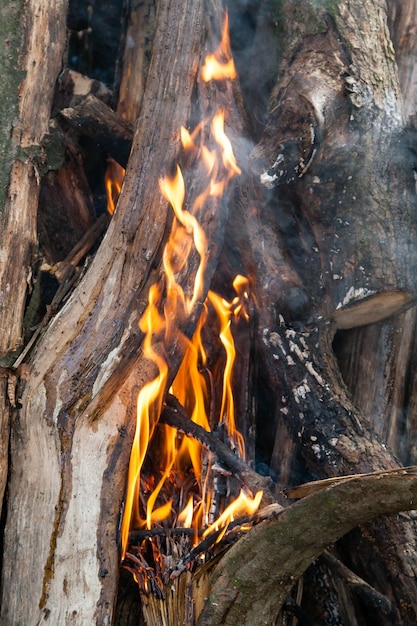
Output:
198,473,417,625
1,0,417,624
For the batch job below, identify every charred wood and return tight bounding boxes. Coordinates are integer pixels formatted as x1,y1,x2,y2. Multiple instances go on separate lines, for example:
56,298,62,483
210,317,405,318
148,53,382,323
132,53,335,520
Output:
59,94,134,168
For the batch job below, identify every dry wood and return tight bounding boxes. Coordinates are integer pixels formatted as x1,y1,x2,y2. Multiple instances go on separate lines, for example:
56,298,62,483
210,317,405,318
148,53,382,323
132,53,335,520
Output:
116,0,157,122
0,0,68,515
387,0,417,119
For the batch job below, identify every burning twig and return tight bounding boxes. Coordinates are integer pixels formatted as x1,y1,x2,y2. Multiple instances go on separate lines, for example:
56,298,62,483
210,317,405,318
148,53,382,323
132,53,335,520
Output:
161,394,277,506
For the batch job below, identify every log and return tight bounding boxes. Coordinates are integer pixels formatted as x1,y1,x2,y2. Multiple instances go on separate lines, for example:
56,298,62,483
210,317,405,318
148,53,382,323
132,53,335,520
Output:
198,472,417,625
60,95,134,168
221,0,417,622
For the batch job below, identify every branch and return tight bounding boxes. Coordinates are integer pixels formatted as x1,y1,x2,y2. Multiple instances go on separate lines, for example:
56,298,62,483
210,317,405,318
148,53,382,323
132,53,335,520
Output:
161,394,276,505
197,472,417,626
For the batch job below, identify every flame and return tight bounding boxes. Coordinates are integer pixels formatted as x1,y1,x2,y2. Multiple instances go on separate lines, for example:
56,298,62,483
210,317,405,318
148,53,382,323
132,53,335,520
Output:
201,10,237,82
207,289,245,458
121,11,261,571
202,489,263,542
177,496,194,528
121,284,168,557
160,166,208,316
105,158,125,215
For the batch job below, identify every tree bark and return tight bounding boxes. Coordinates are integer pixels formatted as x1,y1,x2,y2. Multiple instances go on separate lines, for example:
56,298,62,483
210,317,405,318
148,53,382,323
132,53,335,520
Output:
0,0,67,514
198,472,417,625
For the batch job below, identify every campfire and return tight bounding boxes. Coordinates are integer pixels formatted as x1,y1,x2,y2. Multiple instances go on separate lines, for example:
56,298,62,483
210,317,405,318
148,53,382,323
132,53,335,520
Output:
116,13,264,596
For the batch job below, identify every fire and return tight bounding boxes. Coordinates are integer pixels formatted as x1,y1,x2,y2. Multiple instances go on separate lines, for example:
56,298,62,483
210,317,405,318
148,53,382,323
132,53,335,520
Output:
104,158,125,215
121,12,262,577
202,489,263,542
201,10,237,82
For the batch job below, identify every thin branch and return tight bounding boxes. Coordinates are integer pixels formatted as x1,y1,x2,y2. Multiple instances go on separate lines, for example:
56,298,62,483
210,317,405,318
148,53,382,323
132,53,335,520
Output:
161,394,277,505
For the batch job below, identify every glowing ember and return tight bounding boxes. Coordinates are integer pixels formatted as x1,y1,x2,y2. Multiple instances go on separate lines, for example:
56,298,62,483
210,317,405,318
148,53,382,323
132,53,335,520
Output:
121,12,262,580
104,158,125,215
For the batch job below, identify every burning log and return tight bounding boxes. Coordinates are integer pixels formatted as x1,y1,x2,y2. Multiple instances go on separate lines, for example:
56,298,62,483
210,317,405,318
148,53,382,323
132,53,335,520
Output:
1,0,250,623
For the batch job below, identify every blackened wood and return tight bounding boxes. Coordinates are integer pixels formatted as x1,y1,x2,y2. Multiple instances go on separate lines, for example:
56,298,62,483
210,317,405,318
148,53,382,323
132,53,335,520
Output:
60,94,134,168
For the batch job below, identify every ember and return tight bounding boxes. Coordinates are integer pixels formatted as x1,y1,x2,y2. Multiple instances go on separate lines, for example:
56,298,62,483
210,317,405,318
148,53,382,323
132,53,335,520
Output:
120,12,262,594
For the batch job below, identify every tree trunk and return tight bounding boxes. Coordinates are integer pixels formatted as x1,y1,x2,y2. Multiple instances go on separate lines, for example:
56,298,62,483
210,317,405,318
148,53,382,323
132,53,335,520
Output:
1,0,417,625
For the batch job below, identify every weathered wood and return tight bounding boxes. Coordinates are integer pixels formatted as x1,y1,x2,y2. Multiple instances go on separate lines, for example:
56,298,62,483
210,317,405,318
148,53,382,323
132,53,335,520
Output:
0,0,68,358
222,0,417,622
387,0,417,119
38,137,96,263
0,0,68,518
116,0,157,122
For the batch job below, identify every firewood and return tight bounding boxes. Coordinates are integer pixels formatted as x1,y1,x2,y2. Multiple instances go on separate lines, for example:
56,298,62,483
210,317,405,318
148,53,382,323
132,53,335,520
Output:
321,550,391,614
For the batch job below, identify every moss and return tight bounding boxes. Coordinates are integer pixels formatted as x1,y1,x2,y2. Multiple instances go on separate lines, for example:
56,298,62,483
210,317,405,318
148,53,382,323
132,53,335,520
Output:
0,0,26,213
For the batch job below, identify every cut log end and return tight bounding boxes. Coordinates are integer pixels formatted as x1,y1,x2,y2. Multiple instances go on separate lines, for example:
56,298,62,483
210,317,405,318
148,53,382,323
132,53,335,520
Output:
331,291,416,329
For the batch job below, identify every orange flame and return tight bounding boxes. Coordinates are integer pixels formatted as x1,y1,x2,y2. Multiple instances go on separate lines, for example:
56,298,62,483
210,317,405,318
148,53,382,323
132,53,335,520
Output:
177,495,194,528
201,10,237,82
202,489,263,542
121,284,168,557
105,158,125,215
121,12,260,566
